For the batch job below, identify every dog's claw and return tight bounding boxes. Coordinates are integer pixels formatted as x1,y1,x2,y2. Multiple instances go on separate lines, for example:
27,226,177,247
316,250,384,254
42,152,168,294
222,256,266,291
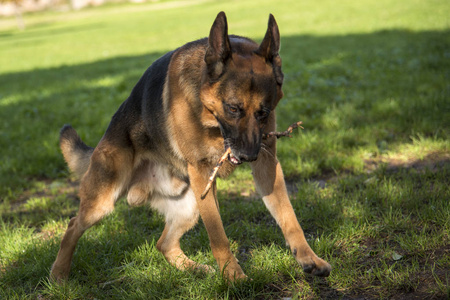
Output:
312,265,331,277
301,261,315,274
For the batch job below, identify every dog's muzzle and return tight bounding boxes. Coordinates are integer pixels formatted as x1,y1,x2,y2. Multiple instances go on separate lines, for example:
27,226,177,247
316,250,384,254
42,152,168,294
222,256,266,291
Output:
227,146,260,165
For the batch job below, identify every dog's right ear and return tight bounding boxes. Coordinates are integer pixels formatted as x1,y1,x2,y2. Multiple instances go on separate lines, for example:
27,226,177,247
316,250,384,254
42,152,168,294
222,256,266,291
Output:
205,11,232,81
256,14,284,86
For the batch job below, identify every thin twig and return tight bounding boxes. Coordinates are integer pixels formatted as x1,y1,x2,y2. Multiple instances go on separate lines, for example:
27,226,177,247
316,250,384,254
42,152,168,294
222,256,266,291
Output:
262,121,303,139
200,121,303,199
201,148,232,199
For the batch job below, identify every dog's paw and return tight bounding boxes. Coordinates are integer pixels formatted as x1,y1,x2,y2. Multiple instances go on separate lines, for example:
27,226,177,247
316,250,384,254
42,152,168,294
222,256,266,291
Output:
294,251,331,277
164,249,215,275
225,271,249,283
192,263,215,274
49,264,70,283
221,263,248,283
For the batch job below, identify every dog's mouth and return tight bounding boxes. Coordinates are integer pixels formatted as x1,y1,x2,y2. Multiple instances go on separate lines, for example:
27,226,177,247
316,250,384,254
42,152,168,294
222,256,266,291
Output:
228,150,242,165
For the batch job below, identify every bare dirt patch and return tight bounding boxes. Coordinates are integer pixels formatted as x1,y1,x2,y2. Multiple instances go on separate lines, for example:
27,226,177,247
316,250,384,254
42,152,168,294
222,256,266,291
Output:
364,151,449,174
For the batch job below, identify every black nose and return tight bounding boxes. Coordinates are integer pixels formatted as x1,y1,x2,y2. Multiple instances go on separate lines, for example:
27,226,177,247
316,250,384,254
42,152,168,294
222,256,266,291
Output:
235,135,261,162
237,149,259,162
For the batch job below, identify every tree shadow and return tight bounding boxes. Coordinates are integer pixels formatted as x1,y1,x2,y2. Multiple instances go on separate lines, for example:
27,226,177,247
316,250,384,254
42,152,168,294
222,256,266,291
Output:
0,51,164,197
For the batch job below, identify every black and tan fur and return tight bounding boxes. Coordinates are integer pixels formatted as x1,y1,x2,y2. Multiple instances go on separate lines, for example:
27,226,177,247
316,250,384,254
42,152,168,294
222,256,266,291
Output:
51,12,331,282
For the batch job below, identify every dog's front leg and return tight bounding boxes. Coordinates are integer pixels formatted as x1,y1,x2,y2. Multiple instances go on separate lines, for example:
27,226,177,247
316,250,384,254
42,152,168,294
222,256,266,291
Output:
188,163,247,281
251,141,331,277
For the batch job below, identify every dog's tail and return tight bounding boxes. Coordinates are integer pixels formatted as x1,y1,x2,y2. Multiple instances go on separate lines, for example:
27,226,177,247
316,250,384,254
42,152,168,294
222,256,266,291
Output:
59,125,94,178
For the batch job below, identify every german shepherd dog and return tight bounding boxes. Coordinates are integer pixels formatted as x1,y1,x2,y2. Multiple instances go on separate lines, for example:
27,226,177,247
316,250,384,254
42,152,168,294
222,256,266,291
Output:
51,12,331,282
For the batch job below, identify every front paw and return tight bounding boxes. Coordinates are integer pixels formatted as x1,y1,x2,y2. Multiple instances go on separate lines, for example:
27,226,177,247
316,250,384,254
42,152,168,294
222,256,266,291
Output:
294,248,331,277
221,261,248,282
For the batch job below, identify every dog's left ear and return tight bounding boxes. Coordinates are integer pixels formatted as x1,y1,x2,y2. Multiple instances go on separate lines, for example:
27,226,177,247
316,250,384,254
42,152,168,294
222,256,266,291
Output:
205,11,232,81
256,14,284,86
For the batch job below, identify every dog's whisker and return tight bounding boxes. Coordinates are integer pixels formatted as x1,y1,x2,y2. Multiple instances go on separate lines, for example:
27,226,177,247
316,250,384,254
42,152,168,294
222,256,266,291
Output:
260,143,276,160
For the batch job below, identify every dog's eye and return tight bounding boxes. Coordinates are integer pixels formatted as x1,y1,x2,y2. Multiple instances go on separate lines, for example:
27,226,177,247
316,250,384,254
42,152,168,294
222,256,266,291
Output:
226,105,241,117
228,106,238,113
223,102,242,118
256,109,270,121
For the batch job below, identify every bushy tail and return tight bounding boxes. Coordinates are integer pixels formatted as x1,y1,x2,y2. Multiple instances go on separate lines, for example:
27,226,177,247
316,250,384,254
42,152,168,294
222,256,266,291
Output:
59,125,94,178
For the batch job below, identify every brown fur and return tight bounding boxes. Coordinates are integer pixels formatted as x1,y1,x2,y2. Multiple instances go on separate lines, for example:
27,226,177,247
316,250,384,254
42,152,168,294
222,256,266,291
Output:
51,12,331,283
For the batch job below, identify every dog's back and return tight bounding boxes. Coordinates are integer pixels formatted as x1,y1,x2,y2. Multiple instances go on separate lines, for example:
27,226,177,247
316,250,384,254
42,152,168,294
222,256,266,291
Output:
59,50,177,178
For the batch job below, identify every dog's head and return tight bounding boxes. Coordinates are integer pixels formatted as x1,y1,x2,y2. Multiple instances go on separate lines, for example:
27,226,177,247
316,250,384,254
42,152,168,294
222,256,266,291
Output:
201,12,284,165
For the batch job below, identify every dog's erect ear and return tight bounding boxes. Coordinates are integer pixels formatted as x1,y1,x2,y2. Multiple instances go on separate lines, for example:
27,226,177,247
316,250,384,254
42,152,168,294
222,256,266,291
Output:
256,14,284,85
205,11,232,81
257,14,280,60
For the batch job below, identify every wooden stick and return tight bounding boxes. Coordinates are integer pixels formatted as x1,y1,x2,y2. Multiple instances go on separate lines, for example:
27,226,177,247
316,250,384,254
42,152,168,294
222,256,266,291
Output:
200,121,303,199
200,148,232,199
262,121,303,139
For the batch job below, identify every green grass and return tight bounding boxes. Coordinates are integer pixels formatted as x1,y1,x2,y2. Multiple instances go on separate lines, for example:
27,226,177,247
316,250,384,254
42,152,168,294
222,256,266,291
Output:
1,0,449,299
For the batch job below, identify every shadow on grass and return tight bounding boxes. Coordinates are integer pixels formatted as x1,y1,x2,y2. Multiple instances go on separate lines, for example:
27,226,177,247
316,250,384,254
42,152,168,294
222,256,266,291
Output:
0,51,165,198
1,28,448,198
0,28,449,298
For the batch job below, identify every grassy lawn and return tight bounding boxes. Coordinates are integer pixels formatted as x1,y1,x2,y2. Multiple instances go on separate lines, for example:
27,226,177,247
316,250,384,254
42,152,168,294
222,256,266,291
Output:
1,0,449,299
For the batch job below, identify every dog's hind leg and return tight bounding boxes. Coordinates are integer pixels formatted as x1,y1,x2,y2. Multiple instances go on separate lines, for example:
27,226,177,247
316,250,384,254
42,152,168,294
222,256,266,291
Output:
50,143,132,282
153,189,213,273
